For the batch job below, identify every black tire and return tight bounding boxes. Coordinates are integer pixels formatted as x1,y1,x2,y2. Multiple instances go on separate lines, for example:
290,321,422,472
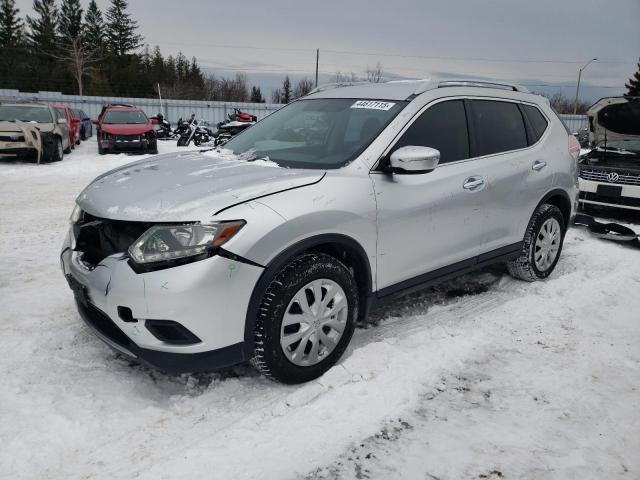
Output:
98,142,106,155
63,143,72,154
252,253,359,384
148,140,158,155
507,204,566,282
177,136,188,147
46,137,63,162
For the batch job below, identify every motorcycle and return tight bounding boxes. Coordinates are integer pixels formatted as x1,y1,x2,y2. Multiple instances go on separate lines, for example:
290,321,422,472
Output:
152,113,177,140
213,108,257,146
175,114,214,146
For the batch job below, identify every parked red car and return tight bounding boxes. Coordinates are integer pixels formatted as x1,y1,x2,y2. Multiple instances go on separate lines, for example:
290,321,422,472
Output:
93,104,158,155
52,104,79,148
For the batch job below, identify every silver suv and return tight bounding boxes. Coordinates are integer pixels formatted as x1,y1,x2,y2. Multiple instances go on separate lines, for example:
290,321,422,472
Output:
61,79,579,383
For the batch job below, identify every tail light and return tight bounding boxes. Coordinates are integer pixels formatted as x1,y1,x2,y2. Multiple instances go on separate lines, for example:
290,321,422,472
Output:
568,135,580,160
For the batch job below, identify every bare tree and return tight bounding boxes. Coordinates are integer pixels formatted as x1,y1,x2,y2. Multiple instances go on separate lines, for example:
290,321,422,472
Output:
47,37,102,95
334,71,359,83
205,73,249,102
538,91,590,114
271,88,282,104
293,77,314,99
365,62,383,83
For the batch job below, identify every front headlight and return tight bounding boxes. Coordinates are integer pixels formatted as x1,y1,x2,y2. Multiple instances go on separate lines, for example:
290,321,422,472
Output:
69,204,82,224
128,220,245,265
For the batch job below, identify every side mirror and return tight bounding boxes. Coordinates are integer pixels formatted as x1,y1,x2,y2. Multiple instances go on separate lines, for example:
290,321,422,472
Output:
57,118,67,124
150,117,159,125
91,119,99,125
389,146,440,173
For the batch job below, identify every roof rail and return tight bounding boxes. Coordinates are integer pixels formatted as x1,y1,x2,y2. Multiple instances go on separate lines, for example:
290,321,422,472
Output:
306,81,369,96
437,80,530,93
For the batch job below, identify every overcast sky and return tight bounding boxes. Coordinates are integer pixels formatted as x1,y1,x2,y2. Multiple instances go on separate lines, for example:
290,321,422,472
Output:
14,0,640,101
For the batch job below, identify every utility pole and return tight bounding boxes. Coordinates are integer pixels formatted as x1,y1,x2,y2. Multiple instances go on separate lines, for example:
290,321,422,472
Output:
573,58,597,114
315,48,319,88
157,82,163,116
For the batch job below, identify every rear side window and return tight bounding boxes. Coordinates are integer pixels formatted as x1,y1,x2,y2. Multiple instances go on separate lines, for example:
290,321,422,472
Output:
392,100,469,164
471,100,527,156
522,104,549,143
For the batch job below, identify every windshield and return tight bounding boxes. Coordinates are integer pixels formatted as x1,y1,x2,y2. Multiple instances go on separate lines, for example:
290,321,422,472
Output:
103,110,148,124
0,105,53,123
224,98,406,168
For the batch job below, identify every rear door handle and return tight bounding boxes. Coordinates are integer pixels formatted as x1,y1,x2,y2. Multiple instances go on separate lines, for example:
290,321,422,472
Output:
532,160,547,171
463,176,485,191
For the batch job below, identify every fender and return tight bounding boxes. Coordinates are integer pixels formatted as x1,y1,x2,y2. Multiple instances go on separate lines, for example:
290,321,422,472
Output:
242,233,373,349
536,187,574,228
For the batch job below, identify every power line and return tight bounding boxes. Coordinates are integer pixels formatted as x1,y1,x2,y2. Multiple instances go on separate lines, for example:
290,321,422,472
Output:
144,39,635,66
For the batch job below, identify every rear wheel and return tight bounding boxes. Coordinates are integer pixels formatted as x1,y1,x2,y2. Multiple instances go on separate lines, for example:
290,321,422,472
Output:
507,204,565,281
252,253,358,384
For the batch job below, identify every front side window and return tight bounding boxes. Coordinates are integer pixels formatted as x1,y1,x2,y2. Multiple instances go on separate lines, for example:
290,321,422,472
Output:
471,100,528,156
391,100,470,164
55,108,67,120
224,98,406,169
0,105,53,123
102,110,148,124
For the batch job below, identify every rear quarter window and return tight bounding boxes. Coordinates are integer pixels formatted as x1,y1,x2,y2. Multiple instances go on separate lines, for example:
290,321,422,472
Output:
522,104,549,143
471,100,528,156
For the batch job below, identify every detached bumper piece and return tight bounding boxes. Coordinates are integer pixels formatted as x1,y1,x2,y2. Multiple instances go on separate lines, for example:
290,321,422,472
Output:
67,274,247,373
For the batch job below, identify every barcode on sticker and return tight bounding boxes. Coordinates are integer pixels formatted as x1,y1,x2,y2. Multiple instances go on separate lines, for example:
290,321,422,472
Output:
350,100,396,111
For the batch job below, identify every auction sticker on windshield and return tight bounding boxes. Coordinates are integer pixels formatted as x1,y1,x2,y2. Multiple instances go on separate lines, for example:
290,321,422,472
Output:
351,100,396,110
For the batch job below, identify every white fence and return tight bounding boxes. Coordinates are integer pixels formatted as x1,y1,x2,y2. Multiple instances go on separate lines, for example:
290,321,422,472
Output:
1,88,589,134
558,114,588,133
0,89,283,125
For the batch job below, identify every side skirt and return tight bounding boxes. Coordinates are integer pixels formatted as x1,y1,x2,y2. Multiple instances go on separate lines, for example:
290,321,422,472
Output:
372,242,523,305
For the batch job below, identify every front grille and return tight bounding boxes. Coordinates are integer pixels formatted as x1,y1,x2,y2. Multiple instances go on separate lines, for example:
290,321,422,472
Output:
579,168,640,186
77,299,134,349
579,191,640,208
0,135,25,142
115,135,141,142
73,213,151,267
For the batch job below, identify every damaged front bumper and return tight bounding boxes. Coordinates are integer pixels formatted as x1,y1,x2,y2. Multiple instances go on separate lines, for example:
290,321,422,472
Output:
60,228,263,373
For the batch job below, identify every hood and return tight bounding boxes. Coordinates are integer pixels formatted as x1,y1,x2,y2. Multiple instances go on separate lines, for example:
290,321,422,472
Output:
0,121,55,134
101,124,153,135
77,150,325,221
587,97,640,147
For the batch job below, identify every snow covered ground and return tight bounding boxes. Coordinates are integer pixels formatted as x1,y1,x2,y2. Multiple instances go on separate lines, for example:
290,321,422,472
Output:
0,138,639,479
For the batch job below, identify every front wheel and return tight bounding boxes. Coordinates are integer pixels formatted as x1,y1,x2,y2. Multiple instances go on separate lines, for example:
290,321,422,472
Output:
46,137,63,162
252,253,358,384
507,204,566,282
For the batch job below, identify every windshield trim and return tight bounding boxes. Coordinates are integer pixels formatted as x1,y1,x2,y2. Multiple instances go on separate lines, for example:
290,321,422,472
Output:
224,97,408,170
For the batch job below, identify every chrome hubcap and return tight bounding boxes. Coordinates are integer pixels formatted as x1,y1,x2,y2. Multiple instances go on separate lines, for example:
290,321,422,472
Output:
534,218,561,271
280,279,348,367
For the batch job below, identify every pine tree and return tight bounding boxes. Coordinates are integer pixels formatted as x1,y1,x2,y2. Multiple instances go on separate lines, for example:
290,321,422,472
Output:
105,0,142,56
83,0,104,52
26,0,58,52
250,86,265,103
0,0,23,47
625,59,640,97
281,76,292,104
0,0,24,87
58,0,82,42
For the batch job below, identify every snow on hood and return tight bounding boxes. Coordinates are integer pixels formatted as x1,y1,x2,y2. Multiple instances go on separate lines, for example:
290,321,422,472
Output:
76,149,325,221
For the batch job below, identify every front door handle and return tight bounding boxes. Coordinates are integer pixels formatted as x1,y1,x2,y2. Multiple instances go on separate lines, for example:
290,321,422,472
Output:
532,160,547,171
463,176,485,191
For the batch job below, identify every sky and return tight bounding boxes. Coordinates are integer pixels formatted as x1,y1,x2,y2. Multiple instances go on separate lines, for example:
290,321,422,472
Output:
13,0,640,102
